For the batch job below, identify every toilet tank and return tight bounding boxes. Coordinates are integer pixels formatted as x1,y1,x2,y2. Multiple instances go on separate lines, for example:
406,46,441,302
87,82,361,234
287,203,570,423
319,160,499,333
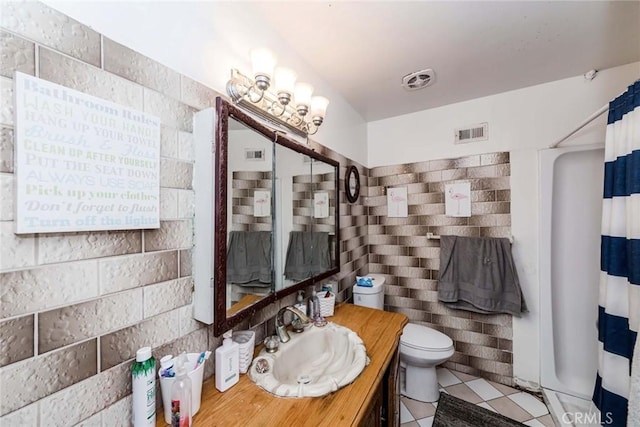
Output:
353,275,385,310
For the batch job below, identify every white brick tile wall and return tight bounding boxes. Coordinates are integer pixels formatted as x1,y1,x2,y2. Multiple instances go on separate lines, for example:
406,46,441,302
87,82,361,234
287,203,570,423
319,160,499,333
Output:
0,260,99,318
0,76,14,126
0,339,97,415
39,361,132,426
0,401,38,426
0,222,36,270
38,230,142,264
0,30,36,78
143,88,196,132
38,289,143,353
159,188,179,219
39,47,144,110
143,277,192,318
0,173,13,220
99,251,178,295
0,2,100,67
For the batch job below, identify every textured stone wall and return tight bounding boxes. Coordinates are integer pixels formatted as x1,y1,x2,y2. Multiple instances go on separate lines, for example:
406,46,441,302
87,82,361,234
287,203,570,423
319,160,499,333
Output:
0,2,208,423
366,153,514,385
0,2,369,424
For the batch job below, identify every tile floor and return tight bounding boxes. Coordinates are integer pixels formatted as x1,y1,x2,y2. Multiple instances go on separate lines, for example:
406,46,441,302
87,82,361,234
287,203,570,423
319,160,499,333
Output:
400,368,556,427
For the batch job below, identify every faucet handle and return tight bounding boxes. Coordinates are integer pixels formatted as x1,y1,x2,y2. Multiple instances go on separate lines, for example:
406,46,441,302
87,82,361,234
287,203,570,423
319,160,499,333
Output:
264,336,279,353
291,317,306,333
313,314,327,327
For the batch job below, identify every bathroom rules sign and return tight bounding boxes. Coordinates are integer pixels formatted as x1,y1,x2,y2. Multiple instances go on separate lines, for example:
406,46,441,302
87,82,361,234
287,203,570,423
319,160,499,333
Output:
14,72,161,233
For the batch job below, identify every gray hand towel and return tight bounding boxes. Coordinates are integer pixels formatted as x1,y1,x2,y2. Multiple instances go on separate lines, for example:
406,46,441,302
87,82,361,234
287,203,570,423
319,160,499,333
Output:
226,231,272,285
284,231,331,281
438,235,527,316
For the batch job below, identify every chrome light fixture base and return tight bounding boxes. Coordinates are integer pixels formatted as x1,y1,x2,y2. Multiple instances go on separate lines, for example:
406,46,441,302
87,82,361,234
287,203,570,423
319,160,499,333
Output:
226,69,321,138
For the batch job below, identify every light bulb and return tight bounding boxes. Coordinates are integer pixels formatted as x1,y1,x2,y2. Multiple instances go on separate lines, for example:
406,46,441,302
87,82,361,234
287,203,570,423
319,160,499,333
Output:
294,82,314,116
274,67,297,106
250,48,276,90
310,96,329,119
274,67,297,95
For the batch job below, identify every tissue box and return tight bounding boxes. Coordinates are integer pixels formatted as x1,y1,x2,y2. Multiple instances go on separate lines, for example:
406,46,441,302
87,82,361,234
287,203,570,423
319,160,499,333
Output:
317,291,335,317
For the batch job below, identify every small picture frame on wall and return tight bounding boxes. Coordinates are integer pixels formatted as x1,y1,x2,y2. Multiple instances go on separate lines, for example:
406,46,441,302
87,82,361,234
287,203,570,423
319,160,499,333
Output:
445,182,471,217
387,187,408,218
314,192,329,218
253,190,271,217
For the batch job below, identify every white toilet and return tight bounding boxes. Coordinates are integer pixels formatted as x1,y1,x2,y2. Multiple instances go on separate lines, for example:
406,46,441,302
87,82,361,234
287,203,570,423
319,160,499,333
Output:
353,274,455,402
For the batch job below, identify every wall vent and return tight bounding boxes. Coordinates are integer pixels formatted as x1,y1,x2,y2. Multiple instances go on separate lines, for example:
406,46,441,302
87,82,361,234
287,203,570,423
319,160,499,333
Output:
454,123,488,144
244,148,265,161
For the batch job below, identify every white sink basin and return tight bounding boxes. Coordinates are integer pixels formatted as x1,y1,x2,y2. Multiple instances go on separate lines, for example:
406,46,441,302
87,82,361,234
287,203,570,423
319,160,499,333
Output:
248,322,368,398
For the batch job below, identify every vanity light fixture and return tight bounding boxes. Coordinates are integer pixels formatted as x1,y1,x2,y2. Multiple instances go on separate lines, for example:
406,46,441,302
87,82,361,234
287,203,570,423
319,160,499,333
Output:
226,48,329,138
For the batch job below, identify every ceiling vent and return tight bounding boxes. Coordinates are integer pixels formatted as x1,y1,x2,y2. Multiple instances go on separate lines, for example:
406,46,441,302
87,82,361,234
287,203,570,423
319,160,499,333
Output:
402,69,436,91
455,123,488,144
244,148,265,161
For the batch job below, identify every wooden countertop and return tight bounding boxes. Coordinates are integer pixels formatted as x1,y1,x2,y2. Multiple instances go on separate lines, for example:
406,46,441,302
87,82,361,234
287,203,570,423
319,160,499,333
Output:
158,303,407,427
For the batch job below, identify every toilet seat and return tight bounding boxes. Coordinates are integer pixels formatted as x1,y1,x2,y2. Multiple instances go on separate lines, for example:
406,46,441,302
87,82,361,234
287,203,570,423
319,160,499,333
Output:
401,323,454,351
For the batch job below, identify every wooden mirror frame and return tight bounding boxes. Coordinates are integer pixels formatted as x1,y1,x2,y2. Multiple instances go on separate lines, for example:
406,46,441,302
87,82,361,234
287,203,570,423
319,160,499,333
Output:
214,97,340,336
345,165,360,203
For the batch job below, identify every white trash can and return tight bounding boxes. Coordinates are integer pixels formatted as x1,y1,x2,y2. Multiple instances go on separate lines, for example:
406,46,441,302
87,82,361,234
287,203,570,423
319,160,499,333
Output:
158,353,206,425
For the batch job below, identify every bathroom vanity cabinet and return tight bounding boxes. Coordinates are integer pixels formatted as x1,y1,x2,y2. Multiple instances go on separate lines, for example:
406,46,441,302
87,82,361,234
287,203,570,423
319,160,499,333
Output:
158,304,407,426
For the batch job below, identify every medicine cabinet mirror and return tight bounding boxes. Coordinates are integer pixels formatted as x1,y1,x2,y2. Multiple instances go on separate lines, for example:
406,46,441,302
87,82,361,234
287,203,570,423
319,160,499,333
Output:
214,97,339,336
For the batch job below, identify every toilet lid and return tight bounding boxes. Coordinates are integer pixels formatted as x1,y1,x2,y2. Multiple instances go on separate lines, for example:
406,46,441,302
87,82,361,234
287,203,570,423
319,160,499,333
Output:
401,323,453,351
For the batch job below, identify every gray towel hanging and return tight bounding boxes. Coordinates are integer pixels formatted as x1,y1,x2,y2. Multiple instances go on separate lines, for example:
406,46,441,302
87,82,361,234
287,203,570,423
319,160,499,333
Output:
226,231,272,285
284,231,331,281
437,235,527,316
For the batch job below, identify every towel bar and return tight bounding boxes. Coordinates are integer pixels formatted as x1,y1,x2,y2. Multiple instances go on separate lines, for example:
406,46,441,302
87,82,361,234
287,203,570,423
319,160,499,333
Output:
426,232,513,244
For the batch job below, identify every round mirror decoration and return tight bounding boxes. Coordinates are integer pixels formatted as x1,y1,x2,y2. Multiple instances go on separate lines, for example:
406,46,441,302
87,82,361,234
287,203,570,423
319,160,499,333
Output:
345,165,360,203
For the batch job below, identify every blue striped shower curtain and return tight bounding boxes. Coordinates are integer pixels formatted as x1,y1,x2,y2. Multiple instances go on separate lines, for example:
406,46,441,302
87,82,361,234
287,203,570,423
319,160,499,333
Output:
593,81,640,427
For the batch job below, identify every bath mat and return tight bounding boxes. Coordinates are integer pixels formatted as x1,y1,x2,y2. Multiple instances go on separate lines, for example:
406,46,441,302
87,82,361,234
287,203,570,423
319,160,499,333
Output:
433,392,527,427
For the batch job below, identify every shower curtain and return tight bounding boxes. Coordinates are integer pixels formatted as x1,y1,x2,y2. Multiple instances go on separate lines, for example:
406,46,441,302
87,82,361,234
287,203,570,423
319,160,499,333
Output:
593,81,639,427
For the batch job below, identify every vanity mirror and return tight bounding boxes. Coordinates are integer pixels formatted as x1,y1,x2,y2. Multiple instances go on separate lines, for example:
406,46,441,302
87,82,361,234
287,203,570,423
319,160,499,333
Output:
213,97,339,335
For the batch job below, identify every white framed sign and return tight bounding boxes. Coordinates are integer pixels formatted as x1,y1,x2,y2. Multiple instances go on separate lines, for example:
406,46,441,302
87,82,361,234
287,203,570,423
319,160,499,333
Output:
253,190,271,217
445,182,471,217
387,186,408,218
14,72,161,233
314,191,329,219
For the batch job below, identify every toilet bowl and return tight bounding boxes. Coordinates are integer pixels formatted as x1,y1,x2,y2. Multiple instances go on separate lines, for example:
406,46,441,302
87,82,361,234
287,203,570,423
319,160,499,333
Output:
399,323,454,402
352,274,455,402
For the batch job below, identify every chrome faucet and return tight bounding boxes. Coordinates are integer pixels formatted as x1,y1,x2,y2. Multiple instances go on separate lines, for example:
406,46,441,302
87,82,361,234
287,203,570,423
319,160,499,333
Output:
275,305,311,343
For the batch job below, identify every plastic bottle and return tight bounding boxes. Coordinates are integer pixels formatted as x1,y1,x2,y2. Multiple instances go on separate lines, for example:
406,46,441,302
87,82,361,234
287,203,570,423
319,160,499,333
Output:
170,353,192,427
307,289,318,319
132,346,156,426
159,354,175,378
215,331,240,392
294,290,307,315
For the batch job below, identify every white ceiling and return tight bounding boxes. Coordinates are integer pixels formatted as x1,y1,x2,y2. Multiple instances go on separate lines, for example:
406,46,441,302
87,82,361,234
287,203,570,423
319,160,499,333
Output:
251,1,640,122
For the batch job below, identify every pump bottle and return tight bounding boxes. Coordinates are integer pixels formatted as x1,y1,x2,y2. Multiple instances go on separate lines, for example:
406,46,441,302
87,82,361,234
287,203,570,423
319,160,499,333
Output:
215,331,239,392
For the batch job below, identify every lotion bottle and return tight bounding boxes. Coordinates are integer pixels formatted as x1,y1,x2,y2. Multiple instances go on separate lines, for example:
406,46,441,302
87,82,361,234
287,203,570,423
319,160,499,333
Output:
215,331,239,392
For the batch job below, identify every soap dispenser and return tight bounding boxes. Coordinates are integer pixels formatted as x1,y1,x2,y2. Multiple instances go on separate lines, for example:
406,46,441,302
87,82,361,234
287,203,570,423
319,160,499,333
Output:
215,331,239,392
294,290,307,315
